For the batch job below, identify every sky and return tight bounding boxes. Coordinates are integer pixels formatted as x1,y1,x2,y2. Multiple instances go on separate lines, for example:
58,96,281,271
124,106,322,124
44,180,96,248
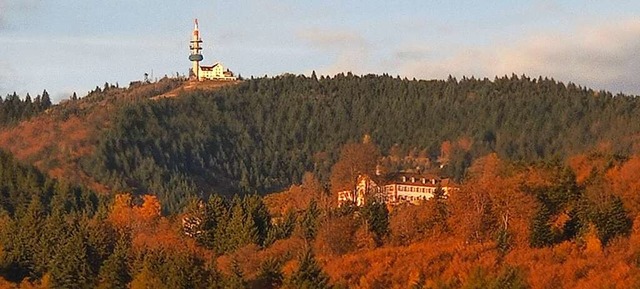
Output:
1,0,640,102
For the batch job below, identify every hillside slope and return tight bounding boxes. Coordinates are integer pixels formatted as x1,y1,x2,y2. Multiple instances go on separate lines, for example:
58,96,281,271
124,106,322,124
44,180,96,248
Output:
0,78,234,193
80,74,640,212
4,74,640,213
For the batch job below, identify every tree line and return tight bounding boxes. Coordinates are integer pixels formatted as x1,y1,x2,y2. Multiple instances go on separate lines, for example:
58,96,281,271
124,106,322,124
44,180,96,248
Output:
0,91,52,126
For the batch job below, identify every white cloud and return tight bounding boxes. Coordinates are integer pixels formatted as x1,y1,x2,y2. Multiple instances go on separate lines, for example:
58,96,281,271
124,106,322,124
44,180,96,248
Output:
394,19,640,95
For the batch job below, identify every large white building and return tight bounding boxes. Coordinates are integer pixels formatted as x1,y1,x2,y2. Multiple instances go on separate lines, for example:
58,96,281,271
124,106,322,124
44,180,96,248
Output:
337,173,457,206
189,19,236,81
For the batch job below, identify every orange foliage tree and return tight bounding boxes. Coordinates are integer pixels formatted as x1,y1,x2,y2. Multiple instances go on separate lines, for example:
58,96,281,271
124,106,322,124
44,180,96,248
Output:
449,154,537,246
108,193,161,231
607,156,640,218
329,140,380,193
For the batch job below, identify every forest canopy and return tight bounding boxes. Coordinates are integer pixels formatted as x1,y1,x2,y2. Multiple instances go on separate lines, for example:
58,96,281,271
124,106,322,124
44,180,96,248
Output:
84,74,640,213
2,73,640,288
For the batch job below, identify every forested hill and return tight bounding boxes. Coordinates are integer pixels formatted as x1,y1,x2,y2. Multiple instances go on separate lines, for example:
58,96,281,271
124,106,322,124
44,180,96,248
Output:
83,73,640,213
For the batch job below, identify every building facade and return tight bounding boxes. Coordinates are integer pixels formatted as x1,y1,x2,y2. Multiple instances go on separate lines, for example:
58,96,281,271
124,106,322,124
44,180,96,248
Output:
337,173,457,206
200,63,236,81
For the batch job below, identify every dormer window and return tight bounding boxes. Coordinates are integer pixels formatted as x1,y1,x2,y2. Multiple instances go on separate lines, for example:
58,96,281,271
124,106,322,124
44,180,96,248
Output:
411,177,415,182
402,176,406,182
421,178,426,184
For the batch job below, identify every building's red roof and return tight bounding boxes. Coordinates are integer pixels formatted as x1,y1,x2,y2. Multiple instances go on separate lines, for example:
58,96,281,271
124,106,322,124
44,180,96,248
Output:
200,63,221,71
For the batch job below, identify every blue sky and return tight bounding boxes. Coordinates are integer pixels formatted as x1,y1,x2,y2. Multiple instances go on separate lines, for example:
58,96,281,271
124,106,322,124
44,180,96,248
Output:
1,0,640,101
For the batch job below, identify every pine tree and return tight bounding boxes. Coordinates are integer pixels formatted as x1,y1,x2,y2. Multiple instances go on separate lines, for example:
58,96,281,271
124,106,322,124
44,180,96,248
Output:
224,259,248,289
16,197,46,276
253,258,284,289
129,258,163,289
97,238,130,289
360,199,389,244
265,209,296,246
299,200,320,241
207,194,230,252
50,228,95,288
225,197,258,252
594,196,632,245
41,90,52,109
529,205,554,248
286,249,329,289
242,194,271,246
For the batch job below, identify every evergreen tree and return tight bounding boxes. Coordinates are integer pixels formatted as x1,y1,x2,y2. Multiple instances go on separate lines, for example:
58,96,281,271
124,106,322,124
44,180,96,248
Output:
97,238,130,289
253,258,284,289
265,209,296,246
50,228,95,288
16,197,47,277
225,197,258,252
529,205,554,248
242,194,271,246
207,194,230,252
224,259,248,289
41,90,52,109
299,200,320,241
360,199,389,244
286,249,330,289
593,196,632,245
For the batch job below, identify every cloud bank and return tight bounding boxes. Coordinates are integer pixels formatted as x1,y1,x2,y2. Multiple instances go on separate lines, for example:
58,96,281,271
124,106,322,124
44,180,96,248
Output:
394,19,640,95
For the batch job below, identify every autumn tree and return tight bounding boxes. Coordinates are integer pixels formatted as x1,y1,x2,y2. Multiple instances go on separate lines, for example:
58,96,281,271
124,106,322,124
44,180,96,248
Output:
389,203,431,245
313,215,357,256
448,155,499,243
606,156,640,218
329,139,380,193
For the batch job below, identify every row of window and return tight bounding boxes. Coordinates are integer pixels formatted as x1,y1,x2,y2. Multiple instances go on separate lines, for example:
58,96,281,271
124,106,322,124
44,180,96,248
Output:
397,195,430,201
395,185,436,194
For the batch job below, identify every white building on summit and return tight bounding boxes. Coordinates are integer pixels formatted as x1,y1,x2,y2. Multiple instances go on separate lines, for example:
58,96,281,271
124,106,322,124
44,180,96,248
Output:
189,19,236,81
